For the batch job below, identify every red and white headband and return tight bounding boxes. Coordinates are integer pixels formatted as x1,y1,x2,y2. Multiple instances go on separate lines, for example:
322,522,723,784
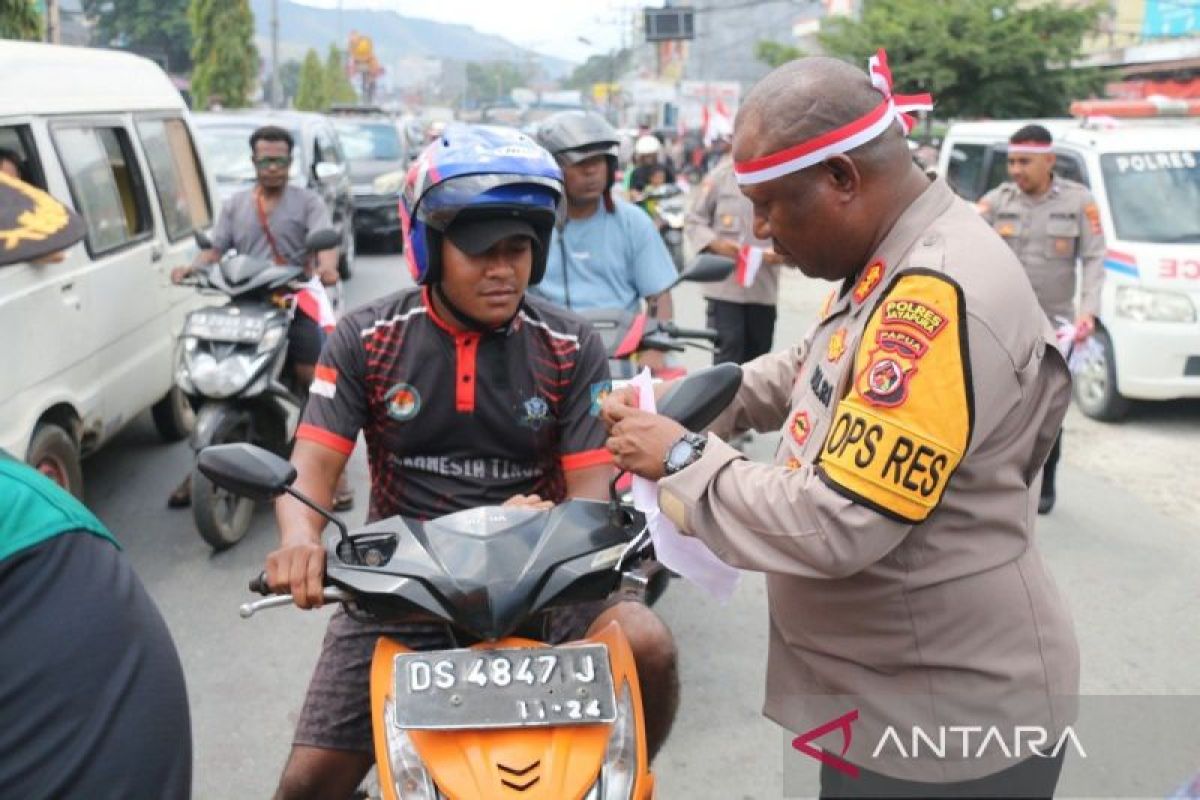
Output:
734,49,933,186
1007,140,1054,154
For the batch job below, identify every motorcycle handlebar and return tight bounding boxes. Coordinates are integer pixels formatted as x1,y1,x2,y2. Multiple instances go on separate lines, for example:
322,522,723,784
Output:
660,322,720,343
249,572,271,595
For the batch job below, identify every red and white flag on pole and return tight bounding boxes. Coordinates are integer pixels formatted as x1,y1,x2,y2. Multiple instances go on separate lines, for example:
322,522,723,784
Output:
735,244,765,287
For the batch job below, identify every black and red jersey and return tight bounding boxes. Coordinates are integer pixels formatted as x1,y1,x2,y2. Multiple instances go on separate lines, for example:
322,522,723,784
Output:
298,287,613,522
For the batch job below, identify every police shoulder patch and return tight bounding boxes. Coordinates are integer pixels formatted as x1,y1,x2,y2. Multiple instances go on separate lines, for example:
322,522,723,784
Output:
817,270,973,524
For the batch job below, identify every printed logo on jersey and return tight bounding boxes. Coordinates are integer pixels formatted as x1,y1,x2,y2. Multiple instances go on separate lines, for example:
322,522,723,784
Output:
385,382,421,422
520,395,551,430
589,380,613,416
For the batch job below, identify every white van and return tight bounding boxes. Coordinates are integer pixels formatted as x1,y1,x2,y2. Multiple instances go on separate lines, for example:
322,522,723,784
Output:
0,42,218,496
938,103,1200,420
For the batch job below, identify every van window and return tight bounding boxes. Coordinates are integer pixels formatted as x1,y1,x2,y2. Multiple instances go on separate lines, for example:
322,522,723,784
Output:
136,118,213,241
983,148,1091,196
0,125,46,189
314,128,343,165
945,143,986,200
54,126,153,255
1101,151,1200,244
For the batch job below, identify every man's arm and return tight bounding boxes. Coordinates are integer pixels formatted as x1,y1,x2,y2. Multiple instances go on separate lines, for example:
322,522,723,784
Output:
683,169,738,261
626,207,679,321
304,190,339,285
645,290,673,321
565,464,614,501
268,440,347,608
1077,191,1106,328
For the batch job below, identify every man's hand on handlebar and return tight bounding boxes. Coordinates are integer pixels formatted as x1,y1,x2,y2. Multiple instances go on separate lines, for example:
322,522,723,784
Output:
170,265,193,284
265,535,327,609
503,493,554,511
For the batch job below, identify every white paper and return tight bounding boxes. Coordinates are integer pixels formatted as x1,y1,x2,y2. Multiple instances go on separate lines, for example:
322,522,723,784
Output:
1054,319,1102,375
628,368,741,603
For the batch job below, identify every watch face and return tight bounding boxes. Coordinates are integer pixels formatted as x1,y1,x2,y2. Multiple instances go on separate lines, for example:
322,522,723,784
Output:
666,438,697,473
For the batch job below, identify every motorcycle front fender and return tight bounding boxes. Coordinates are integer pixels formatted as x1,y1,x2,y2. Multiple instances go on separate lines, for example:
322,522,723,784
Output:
189,402,251,452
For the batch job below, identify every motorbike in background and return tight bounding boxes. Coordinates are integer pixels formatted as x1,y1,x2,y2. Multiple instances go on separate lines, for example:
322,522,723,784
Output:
174,227,340,550
199,363,744,800
635,183,686,271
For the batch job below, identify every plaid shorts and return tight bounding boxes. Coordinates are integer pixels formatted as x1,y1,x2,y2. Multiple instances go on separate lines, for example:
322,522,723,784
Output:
293,599,622,753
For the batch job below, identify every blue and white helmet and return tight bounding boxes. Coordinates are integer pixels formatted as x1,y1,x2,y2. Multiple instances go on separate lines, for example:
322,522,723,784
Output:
401,124,564,285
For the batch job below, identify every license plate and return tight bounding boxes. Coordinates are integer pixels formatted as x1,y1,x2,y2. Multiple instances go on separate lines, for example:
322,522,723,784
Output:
392,644,617,730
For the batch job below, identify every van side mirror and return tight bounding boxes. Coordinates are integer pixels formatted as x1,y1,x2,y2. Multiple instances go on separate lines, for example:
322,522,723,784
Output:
314,162,343,183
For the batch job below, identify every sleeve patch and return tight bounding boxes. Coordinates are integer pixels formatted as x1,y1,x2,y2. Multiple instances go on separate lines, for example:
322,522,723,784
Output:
818,272,971,523
1084,202,1102,235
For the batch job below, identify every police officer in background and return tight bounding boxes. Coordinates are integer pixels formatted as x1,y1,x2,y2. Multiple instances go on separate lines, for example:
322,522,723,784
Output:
684,135,786,366
603,53,1079,797
977,124,1106,514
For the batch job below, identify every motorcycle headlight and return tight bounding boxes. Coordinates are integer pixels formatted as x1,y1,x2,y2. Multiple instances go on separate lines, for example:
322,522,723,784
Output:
597,682,639,800
383,700,439,800
1115,286,1196,323
660,211,684,228
187,352,257,399
258,324,286,355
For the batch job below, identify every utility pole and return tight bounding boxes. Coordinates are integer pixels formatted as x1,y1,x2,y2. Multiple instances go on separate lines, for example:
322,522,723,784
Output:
46,0,61,44
270,0,282,108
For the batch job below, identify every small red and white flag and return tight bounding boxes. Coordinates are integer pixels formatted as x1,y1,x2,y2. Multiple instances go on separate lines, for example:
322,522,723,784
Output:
735,244,765,287
311,365,337,399
294,276,337,332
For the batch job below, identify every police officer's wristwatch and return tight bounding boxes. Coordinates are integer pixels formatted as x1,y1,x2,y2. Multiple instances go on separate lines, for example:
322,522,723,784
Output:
663,432,707,476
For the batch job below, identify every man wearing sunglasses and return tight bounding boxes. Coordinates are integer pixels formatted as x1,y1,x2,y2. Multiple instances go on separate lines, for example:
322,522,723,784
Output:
169,126,351,509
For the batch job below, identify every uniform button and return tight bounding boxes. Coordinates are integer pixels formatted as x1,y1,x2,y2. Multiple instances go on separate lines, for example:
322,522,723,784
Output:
462,375,470,382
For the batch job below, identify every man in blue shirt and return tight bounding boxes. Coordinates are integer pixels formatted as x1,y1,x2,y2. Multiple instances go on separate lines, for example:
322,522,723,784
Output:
533,112,678,331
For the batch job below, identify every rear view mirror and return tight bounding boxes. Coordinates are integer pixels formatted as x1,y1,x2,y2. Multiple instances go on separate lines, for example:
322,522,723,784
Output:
305,228,341,252
676,254,734,286
194,230,213,250
197,443,296,501
657,363,742,432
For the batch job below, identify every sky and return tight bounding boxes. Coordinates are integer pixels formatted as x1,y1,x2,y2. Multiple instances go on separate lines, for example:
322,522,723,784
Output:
292,0,638,63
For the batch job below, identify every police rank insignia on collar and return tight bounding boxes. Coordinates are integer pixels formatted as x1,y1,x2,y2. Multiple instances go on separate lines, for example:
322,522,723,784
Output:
852,260,885,304
0,172,85,266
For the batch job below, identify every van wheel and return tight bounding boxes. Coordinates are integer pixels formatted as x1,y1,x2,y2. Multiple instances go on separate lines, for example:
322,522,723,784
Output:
152,386,195,442
27,423,83,499
1073,327,1132,422
338,224,356,280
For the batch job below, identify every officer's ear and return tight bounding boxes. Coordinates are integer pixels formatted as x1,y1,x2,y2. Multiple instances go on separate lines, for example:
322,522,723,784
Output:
820,154,862,201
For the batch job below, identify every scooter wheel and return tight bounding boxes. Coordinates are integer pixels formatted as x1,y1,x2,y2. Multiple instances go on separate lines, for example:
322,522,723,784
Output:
192,465,256,550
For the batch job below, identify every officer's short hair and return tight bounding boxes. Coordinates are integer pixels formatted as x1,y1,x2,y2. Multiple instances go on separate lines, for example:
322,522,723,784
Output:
1009,125,1053,146
249,125,295,155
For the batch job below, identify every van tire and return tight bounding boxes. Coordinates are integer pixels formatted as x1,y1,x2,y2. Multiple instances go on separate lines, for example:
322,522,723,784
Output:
27,423,84,499
1073,327,1132,422
152,386,195,442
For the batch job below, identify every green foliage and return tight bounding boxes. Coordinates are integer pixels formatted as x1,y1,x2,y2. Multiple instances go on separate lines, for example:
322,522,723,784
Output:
817,0,1105,119
324,45,358,106
277,59,302,105
188,0,258,109
754,40,804,69
294,48,328,112
0,0,42,40
465,60,532,105
82,0,192,72
564,48,632,92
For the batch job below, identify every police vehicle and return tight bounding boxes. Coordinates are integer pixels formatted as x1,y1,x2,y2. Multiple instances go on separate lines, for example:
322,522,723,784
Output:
938,100,1200,420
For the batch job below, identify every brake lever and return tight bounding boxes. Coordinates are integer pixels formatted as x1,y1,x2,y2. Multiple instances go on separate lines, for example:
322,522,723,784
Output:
239,587,352,618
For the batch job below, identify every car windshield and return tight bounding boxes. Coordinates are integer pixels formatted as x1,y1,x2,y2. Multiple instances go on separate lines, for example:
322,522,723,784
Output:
1100,151,1200,244
195,124,303,183
333,121,403,161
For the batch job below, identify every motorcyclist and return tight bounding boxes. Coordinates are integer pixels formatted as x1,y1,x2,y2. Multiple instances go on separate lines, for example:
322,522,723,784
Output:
264,124,679,799
627,133,676,201
531,111,678,370
167,125,352,510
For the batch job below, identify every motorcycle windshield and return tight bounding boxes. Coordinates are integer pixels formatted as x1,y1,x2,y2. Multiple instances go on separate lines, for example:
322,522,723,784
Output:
215,255,301,295
324,499,634,640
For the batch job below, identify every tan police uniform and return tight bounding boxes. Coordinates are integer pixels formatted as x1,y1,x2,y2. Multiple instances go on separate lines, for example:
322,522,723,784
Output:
977,177,1106,323
658,179,1080,781
684,156,782,364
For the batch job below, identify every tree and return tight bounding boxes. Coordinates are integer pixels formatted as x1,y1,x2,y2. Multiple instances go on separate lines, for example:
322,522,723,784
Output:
294,48,328,112
82,0,192,72
754,40,804,69
564,48,632,93
277,59,302,106
1,0,42,40
324,45,358,106
188,0,258,109
465,60,531,106
816,0,1105,119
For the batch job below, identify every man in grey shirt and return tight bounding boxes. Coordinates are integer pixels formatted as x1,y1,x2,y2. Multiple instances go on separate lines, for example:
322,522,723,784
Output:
170,126,350,508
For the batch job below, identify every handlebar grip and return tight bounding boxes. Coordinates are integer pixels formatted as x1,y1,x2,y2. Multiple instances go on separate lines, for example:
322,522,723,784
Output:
249,572,272,596
664,324,721,343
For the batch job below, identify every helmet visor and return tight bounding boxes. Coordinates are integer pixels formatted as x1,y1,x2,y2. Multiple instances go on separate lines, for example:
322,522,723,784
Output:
413,172,564,231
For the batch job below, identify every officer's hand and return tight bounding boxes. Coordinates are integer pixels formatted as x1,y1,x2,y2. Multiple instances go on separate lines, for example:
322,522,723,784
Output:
605,403,687,480
502,494,554,511
1073,314,1096,343
600,385,641,429
265,536,327,609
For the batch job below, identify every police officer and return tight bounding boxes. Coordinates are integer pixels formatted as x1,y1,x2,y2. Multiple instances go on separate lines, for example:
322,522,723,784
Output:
604,54,1079,796
684,135,787,366
977,124,1106,514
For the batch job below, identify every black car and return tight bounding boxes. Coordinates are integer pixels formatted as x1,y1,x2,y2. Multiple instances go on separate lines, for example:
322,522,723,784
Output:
193,110,358,278
331,114,408,251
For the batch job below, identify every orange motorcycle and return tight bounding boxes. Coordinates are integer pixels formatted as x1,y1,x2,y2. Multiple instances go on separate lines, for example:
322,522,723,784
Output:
199,364,743,800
